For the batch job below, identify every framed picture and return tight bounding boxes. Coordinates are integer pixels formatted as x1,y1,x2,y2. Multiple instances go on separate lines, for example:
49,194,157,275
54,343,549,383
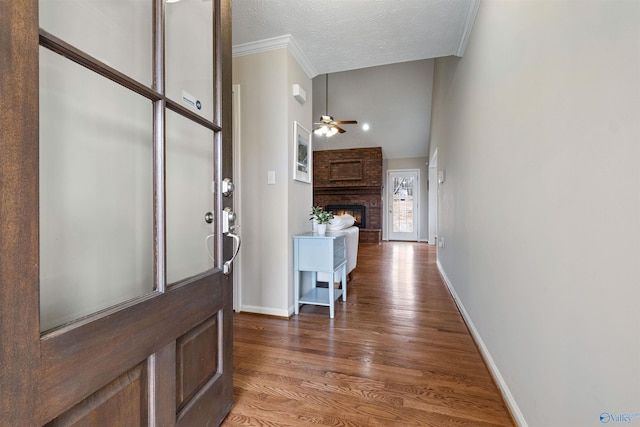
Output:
293,121,312,183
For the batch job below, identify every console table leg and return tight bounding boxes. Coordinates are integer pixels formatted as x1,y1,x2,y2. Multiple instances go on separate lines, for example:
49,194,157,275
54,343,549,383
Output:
341,265,347,302
329,272,335,318
294,270,300,315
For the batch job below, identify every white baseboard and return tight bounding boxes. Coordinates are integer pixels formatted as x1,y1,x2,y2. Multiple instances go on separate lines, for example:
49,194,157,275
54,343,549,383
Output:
239,305,290,318
436,260,528,427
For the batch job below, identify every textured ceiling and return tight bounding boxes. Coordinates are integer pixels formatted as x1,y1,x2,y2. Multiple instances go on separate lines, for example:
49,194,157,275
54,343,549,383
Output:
232,0,479,159
232,0,478,75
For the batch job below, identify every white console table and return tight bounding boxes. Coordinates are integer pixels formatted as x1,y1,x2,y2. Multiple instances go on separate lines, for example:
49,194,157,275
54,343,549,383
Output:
293,232,347,318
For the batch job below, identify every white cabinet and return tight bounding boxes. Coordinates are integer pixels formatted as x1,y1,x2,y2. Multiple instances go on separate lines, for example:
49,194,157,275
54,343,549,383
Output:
293,232,347,318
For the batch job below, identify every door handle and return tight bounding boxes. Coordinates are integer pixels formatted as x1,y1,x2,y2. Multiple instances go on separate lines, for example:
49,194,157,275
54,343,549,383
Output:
222,207,240,275
223,226,241,275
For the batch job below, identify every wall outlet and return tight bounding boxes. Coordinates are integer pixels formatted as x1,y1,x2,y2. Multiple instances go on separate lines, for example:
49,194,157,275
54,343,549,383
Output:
438,237,445,248
267,170,276,185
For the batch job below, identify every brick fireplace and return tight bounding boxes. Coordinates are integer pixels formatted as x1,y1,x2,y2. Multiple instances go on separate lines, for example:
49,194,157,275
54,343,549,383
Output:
313,147,382,243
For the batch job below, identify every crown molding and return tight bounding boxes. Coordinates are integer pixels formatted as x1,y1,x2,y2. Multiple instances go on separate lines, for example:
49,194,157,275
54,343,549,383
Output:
232,34,318,79
456,0,480,57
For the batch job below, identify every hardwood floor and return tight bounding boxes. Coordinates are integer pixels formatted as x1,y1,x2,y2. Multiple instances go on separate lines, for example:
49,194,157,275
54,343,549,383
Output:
222,242,514,427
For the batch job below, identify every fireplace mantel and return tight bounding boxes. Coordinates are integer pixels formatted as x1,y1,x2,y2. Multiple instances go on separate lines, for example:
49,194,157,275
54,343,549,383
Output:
314,186,381,195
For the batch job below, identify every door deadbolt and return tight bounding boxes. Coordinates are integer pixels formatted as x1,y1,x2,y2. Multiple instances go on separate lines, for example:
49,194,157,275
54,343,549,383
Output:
222,207,236,233
222,178,234,197
204,212,214,224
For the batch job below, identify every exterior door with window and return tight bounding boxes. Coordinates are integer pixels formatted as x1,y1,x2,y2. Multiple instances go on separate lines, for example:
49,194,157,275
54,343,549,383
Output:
387,170,420,241
0,0,234,425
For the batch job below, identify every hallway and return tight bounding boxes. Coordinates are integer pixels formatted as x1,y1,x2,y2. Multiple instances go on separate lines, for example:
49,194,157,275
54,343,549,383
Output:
223,242,514,426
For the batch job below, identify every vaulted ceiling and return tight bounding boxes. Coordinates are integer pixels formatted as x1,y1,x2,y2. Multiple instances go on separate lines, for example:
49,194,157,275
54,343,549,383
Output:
231,0,479,158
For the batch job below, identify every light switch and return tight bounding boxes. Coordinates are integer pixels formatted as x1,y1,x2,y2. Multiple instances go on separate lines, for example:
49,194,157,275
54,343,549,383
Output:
267,170,276,185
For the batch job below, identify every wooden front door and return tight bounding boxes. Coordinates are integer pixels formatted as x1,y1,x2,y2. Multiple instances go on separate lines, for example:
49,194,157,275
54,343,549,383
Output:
0,1,234,425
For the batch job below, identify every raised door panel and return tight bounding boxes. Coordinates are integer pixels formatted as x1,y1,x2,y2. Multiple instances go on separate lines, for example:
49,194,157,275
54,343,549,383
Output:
45,363,147,427
176,279,233,427
176,313,220,409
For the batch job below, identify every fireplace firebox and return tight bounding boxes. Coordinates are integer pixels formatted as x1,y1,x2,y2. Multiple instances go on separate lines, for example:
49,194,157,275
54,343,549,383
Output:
325,205,366,228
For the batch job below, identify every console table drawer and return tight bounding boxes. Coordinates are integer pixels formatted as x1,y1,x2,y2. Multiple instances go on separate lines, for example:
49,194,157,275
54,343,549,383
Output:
295,233,346,272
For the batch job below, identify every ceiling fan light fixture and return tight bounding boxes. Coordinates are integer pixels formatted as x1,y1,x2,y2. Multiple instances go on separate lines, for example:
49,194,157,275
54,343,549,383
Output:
314,124,338,137
313,74,356,137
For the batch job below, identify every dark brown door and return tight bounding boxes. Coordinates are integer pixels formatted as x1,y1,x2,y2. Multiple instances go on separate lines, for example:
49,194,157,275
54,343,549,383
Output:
0,0,234,425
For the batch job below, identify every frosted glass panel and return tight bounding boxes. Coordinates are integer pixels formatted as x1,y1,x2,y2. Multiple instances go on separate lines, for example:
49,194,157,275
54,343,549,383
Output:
166,0,214,121
166,110,215,284
39,0,152,85
39,48,153,331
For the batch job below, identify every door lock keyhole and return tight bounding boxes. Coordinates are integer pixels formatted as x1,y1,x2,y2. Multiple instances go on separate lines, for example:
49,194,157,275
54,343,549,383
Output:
204,212,214,224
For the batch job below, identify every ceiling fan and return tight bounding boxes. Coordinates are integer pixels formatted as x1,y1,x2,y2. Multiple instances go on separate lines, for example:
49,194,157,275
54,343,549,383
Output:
314,74,357,137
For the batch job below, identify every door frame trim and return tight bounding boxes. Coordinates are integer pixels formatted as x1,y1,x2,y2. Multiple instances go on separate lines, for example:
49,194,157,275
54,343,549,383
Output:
232,84,242,312
386,168,420,241
428,148,438,245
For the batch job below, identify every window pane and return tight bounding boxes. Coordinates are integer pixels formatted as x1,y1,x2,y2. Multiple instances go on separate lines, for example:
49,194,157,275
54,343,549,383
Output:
166,0,214,121
166,110,215,284
39,48,154,332
392,176,414,233
39,0,152,86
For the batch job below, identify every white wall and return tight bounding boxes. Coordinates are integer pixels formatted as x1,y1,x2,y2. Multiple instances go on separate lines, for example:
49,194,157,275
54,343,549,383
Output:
233,48,313,316
430,2,640,426
312,60,434,160
382,157,429,242
286,51,315,310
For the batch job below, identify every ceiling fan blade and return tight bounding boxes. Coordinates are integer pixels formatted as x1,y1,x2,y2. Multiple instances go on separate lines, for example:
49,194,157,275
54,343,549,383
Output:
335,125,346,133
334,120,358,125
